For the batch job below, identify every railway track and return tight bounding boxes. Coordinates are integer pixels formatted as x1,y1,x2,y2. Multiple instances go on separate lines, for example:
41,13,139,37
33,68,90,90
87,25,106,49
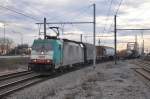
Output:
0,71,33,81
0,67,79,98
0,60,111,98
0,71,44,98
134,68,150,88
129,59,150,71
0,63,91,98
134,68,150,81
0,62,95,98
138,60,150,71
130,59,150,87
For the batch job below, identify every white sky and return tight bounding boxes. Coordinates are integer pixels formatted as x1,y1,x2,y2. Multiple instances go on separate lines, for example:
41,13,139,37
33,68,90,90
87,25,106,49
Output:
0,0,150,51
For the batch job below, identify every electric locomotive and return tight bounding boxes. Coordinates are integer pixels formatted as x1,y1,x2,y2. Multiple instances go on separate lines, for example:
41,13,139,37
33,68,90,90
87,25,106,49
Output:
28,37,85,71
28,38,62,71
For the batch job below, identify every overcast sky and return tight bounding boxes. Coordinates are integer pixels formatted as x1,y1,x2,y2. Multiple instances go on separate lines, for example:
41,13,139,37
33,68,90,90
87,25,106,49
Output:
0,0,150,51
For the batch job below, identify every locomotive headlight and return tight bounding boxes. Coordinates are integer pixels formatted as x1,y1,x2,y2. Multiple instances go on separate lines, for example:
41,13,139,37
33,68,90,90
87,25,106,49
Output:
33,59,37,62
41,51,44,55
47,59,50,63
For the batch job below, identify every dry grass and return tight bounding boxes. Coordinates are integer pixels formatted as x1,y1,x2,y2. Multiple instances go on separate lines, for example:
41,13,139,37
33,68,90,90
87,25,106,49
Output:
63,93,75,99
81,71,106,84
47,88,56,96
0,57,28,71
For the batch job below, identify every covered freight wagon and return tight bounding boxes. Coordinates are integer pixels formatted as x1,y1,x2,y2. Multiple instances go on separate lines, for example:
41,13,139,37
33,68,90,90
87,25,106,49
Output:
96,46,115,60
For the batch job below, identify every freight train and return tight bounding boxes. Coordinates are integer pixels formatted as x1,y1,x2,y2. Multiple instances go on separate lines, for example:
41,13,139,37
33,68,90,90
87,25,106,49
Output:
28,37,115,71
118,49,140,59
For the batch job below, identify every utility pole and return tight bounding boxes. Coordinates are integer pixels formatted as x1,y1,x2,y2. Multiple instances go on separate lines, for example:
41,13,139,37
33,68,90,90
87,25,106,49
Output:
4,24,5,44
142,37,144,56
3,23,6,54
135,35,138,51
93,3,96,69
44,18,46,39
80,34,82,42
114,15,117,64
38,24,41,37
141,31,144,56
21,33,23,45
98,39,100,46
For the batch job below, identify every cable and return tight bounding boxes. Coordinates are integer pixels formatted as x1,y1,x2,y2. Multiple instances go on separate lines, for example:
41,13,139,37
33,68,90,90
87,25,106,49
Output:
45,5,93,37
107,22,114,33
115,0,124,15
4,1,59,22
102,0,114,34
67,4,93,22
116,0,149,29
115,0,148,38
0,5,40,21
106,0,124,34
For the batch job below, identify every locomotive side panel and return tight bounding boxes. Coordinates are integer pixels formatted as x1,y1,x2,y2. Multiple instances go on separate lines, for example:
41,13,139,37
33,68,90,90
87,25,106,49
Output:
84,43,94,61
62,42,84,66
52,40,63,68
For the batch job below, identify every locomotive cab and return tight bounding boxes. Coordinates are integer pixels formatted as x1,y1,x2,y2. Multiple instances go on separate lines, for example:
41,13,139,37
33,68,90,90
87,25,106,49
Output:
28,39,62,71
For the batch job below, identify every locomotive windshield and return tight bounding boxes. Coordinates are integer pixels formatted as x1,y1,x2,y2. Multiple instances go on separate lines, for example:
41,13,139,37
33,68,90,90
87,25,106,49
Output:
32,42,52,51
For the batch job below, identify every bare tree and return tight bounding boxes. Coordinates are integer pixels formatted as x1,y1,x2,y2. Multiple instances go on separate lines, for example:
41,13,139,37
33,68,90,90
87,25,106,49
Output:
0,38,14,55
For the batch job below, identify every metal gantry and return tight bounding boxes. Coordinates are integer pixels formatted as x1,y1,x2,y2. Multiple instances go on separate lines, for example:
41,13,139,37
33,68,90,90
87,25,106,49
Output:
36,4,96,69
93,3,96,69
114,16,150,64
114,15,117,64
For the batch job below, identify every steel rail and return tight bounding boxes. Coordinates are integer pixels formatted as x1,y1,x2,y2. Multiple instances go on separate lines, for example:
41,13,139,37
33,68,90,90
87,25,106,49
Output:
0,71,33,81
0,60,113,98
0,78,44,98
0,73,41,98
0,74,40,89
134,68,150,81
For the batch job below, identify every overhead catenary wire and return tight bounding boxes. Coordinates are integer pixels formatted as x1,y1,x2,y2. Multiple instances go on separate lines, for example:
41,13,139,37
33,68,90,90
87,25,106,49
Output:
106,0,124,34
102,0,114,34
116,0,150,29
115,0,124,15
0,5,40,21
114,0,149,48
46,5,93,24
69,4,93,22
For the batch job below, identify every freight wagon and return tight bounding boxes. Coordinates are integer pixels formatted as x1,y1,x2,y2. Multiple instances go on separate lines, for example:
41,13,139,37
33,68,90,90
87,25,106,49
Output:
96,46,115,61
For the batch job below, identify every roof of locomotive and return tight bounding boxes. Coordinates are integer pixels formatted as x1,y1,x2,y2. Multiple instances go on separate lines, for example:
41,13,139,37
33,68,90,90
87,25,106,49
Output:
32,38,62,46
34,35,84,44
